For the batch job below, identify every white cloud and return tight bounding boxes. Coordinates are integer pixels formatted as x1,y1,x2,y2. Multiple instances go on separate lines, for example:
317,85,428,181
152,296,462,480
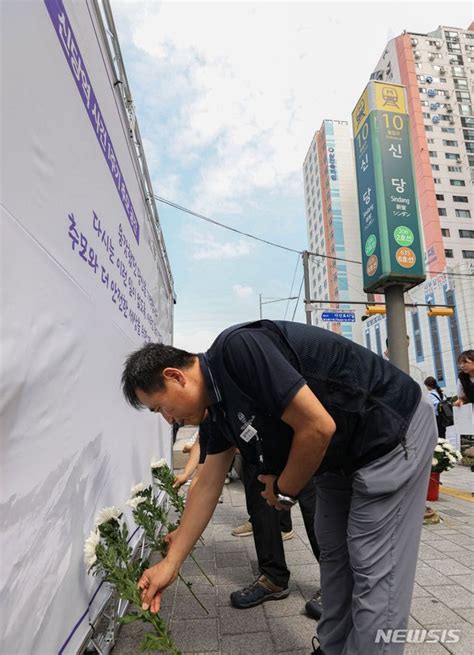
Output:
189,231,256,260
232,284,253,299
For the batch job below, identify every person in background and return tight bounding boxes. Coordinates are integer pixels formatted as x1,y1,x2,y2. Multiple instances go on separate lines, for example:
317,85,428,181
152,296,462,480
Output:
424,376,447,438
455,350,474,406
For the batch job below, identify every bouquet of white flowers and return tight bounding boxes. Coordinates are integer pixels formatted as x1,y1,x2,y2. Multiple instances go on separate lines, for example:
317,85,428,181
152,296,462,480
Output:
84,507,179,654
431,438,462,474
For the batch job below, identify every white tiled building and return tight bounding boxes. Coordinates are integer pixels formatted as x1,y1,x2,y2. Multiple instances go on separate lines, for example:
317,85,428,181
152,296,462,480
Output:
302,120,366,345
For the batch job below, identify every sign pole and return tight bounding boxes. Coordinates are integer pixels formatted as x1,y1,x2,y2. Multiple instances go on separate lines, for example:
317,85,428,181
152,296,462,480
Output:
303,251,312,325
385,284,409,373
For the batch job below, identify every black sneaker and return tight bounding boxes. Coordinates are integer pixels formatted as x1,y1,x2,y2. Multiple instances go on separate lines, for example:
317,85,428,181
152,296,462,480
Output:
305,589,323,620
230,575,290,609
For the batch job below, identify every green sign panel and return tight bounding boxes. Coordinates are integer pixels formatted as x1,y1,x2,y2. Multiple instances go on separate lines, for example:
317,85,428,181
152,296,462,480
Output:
352,82,425,293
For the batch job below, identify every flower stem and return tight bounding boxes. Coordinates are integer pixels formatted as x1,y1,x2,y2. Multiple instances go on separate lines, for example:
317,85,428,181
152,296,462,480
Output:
178,574,209,615
189,553,214,587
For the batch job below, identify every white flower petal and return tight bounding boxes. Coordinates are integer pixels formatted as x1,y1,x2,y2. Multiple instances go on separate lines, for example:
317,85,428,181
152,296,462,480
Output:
84,530,100,568
434,445,443,452
130,482,147,497
126,495,147,509
95,506,122,527
432,458,437,466
150,457,167,469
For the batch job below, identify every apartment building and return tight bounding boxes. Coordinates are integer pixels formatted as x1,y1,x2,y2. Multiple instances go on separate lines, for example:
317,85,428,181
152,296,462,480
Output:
363,23,474,392
303,120,366,344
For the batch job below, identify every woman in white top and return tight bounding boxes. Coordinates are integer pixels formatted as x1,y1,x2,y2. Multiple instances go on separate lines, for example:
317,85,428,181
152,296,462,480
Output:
424,376,446,438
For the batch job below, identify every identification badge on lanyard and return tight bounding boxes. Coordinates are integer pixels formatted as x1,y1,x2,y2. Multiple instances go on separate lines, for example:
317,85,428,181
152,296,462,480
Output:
240,423,257,443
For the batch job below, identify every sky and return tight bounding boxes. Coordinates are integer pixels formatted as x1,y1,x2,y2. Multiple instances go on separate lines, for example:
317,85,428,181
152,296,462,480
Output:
111,1,472,352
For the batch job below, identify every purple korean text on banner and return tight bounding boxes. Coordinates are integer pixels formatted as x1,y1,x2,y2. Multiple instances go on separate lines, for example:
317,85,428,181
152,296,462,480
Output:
43,0,140,245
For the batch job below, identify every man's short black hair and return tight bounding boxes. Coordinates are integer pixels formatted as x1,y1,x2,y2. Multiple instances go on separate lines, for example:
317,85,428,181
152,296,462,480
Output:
121,343,197,409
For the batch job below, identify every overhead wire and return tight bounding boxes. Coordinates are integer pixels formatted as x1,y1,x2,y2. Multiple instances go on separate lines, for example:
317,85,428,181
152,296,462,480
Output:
284,253,301,320
154,194,474,279
291,276,305,321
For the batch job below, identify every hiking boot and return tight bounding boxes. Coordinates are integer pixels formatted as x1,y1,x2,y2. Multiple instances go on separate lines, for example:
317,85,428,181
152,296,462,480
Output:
230,575,290,609
231,520,253,537
305,589,323,620
281,529,294,541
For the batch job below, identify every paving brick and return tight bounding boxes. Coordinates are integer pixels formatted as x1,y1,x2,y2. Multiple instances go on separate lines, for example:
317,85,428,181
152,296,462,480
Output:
424,584,474,610
262,590,307,617
428,558,472,576
170,617,219,652
220,631,275,654
215,550,250,569
449,573,474,593
410,597,463,625
268,614,317,651
218,605,268,634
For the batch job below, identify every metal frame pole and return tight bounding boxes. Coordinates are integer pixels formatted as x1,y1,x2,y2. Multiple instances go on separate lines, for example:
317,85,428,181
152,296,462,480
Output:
385,285,409,373
302,251,312,325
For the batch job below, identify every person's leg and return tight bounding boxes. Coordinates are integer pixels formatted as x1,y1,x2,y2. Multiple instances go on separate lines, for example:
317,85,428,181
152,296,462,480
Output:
313,473,354,655
279,507,292,533
242,460,290,588
343,395,438,654
298,475,320,562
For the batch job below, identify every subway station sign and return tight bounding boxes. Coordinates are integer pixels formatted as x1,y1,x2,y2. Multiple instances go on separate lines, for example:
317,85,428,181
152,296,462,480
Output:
352,81,425,293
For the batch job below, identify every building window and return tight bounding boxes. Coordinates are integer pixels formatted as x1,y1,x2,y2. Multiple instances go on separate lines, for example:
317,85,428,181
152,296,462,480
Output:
448,166,462,172
431,164,440,171
450,179,466,186
444,249,454,257
410,310,424,362
433,177,441,184
441,127,456,133
374,325,382,356
426,137,434,143
445,288,462,368
365,330,372,350
453,195,469,202
445,152,460,160
441,228,450,237
455,209,471,218
425,125,433,132
462,250,474,259
436,194,445,201
438,208,447,216
459,229,474,238
442,140,459,146
428,150,437,158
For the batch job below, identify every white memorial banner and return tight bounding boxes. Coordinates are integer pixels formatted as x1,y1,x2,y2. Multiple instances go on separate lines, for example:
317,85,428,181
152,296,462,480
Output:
1,1,174,652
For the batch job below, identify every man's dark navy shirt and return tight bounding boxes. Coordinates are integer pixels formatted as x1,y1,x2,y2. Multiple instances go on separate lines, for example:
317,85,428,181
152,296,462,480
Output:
198,320,421,476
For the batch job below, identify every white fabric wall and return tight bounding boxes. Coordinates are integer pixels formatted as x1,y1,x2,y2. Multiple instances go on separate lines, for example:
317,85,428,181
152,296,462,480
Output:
0,1,173,652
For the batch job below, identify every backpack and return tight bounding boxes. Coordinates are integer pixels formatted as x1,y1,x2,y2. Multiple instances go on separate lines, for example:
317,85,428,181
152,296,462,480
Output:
431,391,454,428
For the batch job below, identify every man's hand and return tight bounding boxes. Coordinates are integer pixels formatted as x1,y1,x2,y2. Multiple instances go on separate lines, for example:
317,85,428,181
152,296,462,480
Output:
173,472,189,489
454,399,465,407
138,559,180,613
258,473,290,511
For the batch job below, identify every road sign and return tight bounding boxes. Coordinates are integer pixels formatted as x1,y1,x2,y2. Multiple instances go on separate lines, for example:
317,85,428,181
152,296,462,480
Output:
352,81,425,293
321,311,356,322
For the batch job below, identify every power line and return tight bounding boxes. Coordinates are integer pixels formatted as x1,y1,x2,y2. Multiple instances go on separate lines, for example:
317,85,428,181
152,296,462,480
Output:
284,253,301,320
291,276,305,321
154,194,474,279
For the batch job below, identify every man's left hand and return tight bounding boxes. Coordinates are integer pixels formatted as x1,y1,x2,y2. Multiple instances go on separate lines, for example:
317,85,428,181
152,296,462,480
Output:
258,474,290,511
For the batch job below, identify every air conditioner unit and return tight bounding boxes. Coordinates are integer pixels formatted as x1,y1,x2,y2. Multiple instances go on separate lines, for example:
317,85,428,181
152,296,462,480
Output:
445,90,451,98
447,104,453,112
440,66,446,74
426,75,433,83
449,116,455,124
414,51,421,59
411,38,418,46
435,41,442,49
428,53,435,61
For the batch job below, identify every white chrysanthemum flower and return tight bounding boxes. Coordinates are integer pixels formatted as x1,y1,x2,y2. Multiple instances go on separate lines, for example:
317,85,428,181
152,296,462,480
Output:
448,454,456,463
432,457,437,466
151,458,167,469
130,482,147,497
126,495,147,510
455,450,462,460
434,445,443,452
443,442,454,451
95,506,121,527
84,530,100,568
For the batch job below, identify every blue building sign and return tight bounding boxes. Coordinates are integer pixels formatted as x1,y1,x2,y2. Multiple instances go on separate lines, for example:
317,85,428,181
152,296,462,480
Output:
321,311,356,323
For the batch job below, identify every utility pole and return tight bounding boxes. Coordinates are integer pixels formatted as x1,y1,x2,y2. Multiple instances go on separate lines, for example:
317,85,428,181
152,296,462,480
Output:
385,285,409,374
302,251,312,325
